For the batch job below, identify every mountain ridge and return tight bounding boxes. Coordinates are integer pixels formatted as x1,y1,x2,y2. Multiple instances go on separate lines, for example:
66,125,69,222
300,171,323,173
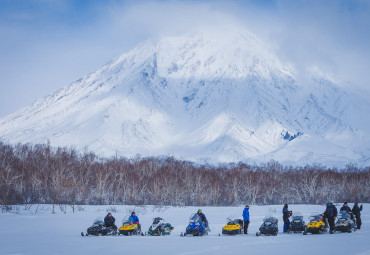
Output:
1,30,369,166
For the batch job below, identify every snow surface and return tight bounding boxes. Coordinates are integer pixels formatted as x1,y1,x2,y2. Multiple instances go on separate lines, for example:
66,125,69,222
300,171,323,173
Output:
1,30,370,166
0,204,369,255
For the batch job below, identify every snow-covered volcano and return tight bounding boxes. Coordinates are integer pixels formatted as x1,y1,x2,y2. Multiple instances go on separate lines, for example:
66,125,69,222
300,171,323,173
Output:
1,30,370,166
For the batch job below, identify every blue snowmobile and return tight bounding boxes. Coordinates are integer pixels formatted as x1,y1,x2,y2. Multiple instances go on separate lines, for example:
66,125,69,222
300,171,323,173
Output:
182,213,208,236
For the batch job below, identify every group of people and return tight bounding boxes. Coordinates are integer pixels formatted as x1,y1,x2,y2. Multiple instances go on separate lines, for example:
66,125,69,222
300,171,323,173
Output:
103,211,140,228
282,202,363,234
103,202,363,235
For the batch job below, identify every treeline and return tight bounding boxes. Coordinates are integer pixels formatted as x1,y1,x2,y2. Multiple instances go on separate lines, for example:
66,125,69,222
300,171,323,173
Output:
0,142,369,210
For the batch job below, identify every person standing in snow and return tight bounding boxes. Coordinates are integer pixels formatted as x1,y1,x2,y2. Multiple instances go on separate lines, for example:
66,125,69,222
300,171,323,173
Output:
352,202,363,229
282,203,292,233
322,202,337,234
243,205,250,234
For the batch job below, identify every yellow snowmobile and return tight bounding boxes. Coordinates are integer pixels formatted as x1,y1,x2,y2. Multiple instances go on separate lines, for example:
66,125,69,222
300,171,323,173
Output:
303,213,327,235
118,216,141,236
222,218,244,235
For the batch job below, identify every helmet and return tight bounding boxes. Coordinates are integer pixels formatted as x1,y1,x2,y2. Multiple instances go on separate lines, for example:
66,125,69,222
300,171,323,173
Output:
197,209,202,213
132,211,136,215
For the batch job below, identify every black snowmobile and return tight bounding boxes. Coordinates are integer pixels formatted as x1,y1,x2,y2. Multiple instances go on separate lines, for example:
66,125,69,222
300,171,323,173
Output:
256,216,278,236
288,212,306,233
81,218,117,236
146,217,174,236
335,210,357,233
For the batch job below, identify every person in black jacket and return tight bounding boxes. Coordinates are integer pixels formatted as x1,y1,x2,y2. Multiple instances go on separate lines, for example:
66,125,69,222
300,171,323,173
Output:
323,202,337,234
197,209,209,228
352,202,363,229
340,202,353,219
104,212,116,228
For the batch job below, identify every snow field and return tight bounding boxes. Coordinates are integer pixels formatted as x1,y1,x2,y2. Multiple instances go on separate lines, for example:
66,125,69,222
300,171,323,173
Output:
0,204,369,255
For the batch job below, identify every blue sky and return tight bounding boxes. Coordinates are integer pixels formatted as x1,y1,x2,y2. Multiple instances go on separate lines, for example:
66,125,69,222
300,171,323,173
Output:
1,0,369,117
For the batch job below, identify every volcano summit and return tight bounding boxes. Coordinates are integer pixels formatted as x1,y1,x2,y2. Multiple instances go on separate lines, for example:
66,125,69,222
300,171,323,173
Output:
1,30,369,166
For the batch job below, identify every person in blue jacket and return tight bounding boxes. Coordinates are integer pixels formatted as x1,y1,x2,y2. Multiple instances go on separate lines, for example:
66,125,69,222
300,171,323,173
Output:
243,205,250,234
129,211,139,224
282,203,292,233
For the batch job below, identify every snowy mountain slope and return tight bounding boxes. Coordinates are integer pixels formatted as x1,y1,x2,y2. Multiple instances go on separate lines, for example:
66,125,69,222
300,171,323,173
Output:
0,30,369,166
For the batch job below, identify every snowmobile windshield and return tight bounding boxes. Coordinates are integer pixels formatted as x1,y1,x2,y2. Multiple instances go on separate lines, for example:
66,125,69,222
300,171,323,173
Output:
263,217,277,224
309,214,322,222
122,216,131,225
226,218,237,225
93,217,104,225
339,210,351,219
292,213,303,221
189,213,202,223
153,217,162,225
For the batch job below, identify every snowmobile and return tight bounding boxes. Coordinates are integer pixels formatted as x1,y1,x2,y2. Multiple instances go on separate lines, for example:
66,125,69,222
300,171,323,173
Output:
146,217,174,236
303,213,327,235
222,218,244,235
335,210,357,233
288,212,306,233
182,213,208,236
81,218,117,236
256,216,278,236
118,215,142,236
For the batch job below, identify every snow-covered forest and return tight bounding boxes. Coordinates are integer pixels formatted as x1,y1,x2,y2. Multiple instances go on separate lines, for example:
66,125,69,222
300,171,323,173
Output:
1,141,369,212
